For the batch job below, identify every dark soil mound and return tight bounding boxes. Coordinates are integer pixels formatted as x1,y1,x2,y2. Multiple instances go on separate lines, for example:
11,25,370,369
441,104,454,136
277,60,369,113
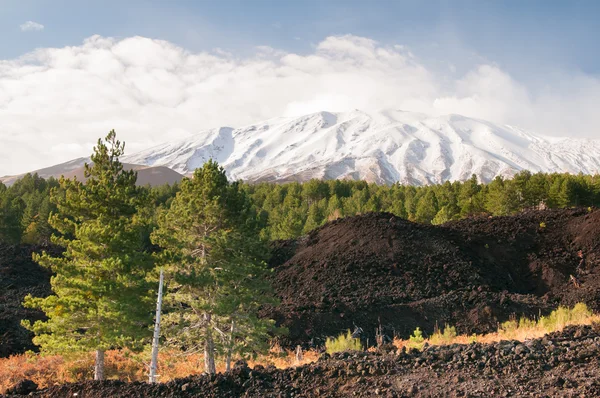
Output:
264,208,600,345
9,324,600,397
0,244,57,357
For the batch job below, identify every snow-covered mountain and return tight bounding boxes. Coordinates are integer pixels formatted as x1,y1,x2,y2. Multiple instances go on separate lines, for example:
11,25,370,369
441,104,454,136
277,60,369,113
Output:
123,109,600,185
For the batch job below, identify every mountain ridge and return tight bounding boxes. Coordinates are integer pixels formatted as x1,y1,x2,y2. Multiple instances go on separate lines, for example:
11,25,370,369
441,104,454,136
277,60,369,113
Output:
3,109,600,186
123,109,600,185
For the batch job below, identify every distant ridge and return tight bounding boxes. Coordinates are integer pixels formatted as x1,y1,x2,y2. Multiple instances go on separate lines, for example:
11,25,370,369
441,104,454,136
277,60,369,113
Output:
4,109,600,186
1,159,184,187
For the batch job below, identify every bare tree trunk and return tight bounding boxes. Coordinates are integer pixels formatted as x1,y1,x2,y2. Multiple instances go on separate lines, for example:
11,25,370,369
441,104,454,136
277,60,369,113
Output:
204,314,216,374
149,269,164,383
225,319,235,372
94,349,105,380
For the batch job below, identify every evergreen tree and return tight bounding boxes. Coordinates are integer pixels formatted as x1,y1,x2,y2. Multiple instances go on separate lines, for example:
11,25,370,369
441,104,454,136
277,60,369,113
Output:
151,160,277,374
303,199,326,233
431,204,459,225
404,186,417,220
458,174,481,216
548,176,573,208
525,172,550,207
485,177,520,215
22,131,155,380
326,194,343,220
0,192,24,244
415,190,439,224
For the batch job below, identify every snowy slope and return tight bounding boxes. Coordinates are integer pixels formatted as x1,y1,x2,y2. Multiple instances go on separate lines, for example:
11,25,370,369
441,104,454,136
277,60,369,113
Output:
119,109,600,185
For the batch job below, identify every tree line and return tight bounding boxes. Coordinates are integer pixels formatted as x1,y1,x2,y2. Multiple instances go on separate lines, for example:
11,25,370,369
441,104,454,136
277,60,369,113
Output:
3,163,599,245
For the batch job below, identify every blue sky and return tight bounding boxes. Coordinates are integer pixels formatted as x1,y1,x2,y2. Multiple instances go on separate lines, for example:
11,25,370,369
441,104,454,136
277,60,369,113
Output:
3,0,600,77
2,0,600,175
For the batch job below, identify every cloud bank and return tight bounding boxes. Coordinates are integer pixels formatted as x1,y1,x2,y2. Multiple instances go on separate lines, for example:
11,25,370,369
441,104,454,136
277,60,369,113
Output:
1,34,600,175
19,21,45,32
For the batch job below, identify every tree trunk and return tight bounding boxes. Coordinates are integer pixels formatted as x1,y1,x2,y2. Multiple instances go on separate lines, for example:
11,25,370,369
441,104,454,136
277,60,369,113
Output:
95,349,105,380
204,314,216,374
225,319,235,372
149,269,164,383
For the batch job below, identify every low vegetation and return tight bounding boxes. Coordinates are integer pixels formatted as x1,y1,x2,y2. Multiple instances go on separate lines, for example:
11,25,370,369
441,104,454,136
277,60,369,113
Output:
0,303,597,392
394,303,598,350
325,330,363,354
0,346,320,392
2,303,596,392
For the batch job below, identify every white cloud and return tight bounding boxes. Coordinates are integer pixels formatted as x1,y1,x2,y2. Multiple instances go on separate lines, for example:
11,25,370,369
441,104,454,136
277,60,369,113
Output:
19,21,44,32
1,34,600,175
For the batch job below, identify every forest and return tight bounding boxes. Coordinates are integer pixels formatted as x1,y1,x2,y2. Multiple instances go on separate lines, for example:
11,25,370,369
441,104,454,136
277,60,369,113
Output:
2,164,599,246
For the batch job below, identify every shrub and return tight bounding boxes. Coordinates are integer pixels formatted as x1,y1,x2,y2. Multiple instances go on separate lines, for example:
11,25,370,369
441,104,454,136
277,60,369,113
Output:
393,303,597,351
325,330,362,354
407,327,425,349
539,303,592,332
429,324,457,345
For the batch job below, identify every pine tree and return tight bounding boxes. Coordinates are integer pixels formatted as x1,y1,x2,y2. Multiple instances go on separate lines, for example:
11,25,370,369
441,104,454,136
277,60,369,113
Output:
415,190,439,224
303,200,325,233
0,192,24,244
432,205,455,225
151,160,278,374
22,131,155,380
326,194,343,220
485,177,520,215
458,174,481,216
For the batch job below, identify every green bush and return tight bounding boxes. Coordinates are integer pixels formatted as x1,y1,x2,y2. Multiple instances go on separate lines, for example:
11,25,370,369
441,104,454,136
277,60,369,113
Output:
539,303,592,332
407,327,425,349
501,303,593,334
429,324,457,345
325,330,362,354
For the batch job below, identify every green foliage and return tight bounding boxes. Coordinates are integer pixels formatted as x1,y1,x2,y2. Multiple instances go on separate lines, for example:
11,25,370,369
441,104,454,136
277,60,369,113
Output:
407,327,425,349
415,190,438,223
500,303,593,334
485,176,520,215
0,192,24,244
22,131,155,357
429,324,457,345
151,160,279,373
538,303,592,332
4,169,600,246
0,173,58,245
325,330,362,354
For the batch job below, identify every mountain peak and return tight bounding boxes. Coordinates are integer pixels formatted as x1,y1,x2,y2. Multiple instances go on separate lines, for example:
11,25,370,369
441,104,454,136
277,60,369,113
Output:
121,110,600,185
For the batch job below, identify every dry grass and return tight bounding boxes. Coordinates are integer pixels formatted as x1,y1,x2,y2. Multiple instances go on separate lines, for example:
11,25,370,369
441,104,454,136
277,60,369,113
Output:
393,303,600,351
0,343,320,392
3,304,597,393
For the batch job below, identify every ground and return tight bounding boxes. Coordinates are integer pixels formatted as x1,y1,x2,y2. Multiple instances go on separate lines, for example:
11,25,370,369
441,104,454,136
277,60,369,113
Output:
4,325,599,397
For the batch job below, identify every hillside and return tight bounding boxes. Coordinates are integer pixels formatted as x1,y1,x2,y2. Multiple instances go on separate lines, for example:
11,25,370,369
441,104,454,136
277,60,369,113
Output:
264,208,600,345
3,208,600,358
0,161,183,187
123,110,600,185
4,110,600,187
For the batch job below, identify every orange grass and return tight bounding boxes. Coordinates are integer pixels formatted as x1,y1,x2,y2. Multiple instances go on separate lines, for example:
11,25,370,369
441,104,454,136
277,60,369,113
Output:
0,344,320,392
393,303,600,351
3,304,597,393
